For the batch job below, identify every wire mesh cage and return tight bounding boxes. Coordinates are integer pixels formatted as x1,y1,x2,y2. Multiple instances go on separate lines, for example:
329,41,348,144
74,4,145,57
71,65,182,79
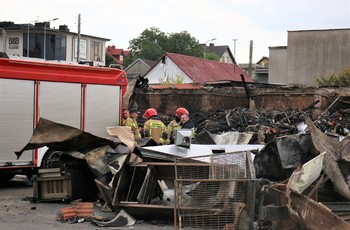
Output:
174,151,257,229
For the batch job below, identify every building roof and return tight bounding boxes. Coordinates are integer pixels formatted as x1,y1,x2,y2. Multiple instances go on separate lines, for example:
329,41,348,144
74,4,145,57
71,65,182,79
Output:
150,83,206,90
124,50,130,56
106,46,130,65
256,56,269,65
0,21,110,41
165,52,253,83
288,28,350,33
205,44,236,64
141,59,157,68
205,45,227,56
107,46,124,56
124,58,157,72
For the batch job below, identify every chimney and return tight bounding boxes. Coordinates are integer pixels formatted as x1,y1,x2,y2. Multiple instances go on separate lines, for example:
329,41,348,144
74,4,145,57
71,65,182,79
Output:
209,43,215,46
59,25,69,32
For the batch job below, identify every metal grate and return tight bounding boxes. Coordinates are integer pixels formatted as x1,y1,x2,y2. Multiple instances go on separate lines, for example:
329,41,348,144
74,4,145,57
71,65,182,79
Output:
174,151,256,229
47,180,64,193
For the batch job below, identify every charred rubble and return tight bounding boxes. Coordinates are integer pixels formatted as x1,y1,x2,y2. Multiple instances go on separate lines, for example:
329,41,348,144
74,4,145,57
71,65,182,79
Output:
15,102,350,229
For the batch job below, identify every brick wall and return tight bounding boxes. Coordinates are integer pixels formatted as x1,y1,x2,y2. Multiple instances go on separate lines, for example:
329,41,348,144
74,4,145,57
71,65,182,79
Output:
133,86,348,115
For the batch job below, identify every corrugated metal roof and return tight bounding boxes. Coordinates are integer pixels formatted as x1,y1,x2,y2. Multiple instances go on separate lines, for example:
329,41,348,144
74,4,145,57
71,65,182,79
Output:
166,52,253,83
150,83,205,89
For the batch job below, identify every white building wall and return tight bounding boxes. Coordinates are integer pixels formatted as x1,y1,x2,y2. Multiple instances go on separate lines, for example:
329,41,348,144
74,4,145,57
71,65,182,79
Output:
1,31,23,57
269,47,288,84
0,28,107,66
145,56,193,84
287,29,350,86
269,29,350,86
66,34,74,62
220,50,234,63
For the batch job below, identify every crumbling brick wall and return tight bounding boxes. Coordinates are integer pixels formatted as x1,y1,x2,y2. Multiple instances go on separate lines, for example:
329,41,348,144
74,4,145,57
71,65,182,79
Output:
135,87,249,114
133,86,348,115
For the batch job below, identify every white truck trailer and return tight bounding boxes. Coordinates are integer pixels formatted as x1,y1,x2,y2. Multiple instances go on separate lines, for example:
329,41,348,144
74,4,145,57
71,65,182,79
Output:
0,57,128,181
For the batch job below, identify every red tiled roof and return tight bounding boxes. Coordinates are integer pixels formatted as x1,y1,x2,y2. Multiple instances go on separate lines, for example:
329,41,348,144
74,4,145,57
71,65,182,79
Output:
166,52,253,83
106,46,130,56
107,48,123,56
124,50,130,56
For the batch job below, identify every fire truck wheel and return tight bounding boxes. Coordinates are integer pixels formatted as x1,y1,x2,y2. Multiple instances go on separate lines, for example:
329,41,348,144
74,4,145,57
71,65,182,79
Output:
41,149,64,169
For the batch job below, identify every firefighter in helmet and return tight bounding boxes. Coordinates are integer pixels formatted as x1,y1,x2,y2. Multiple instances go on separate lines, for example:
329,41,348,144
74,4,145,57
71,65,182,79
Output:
123,108,141,140
143,108,168,145
167,107,189,144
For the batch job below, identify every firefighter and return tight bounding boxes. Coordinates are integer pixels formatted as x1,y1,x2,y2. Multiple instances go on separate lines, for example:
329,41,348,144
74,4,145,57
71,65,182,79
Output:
143,108,168,144
124,108,141,140
167,107,189,143
122,109,130,125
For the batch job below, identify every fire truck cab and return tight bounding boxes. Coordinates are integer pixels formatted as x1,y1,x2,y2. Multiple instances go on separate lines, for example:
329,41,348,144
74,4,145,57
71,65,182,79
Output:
0,57,127,181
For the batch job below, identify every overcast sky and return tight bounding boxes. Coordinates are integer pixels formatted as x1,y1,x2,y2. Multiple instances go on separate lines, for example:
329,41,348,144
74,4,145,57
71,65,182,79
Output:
0,0,349,63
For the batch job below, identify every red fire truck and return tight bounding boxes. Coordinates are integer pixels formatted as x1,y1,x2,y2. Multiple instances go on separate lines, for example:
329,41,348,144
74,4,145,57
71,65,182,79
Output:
0,57,128,181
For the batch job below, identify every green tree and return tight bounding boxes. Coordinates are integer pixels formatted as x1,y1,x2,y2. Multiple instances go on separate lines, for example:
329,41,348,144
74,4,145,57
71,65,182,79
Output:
204,51,220,61
124,27,202,68
316,66,350,87
167,31,203,57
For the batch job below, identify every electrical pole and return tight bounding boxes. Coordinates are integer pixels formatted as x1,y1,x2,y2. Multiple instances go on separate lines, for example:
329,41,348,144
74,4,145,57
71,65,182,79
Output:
77,14,81,62
248,40,253,78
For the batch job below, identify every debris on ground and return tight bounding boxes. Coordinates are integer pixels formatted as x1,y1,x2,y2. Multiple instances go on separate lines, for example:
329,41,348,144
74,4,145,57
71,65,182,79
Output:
15,101,350,229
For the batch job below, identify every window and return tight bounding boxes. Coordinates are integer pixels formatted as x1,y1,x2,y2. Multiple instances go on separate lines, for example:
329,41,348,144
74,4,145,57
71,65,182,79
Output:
23,33,66,60
90,40,103,62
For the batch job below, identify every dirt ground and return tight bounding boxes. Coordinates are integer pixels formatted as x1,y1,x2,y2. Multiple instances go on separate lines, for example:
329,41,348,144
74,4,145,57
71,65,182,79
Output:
0,175,172,230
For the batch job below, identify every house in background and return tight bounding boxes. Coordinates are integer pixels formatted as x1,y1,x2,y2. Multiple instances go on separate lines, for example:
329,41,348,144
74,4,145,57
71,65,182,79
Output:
204,43,236,64
106,45,130,67
239,56,269,84
144,52,253,85
124,58,156,80
269,28,350,86
0,21,109,66
257,56,269,67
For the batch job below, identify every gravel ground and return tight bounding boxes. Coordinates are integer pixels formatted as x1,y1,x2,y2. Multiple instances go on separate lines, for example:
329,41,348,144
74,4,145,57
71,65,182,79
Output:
0,175,173,230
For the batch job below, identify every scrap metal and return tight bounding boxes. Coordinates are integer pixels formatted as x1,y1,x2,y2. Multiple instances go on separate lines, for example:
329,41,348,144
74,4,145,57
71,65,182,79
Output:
306,117,350,200
16,104,350,228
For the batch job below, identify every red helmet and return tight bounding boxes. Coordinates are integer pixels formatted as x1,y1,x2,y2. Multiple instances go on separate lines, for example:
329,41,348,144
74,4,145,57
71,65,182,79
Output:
144,108,157,119
176,107,189,117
